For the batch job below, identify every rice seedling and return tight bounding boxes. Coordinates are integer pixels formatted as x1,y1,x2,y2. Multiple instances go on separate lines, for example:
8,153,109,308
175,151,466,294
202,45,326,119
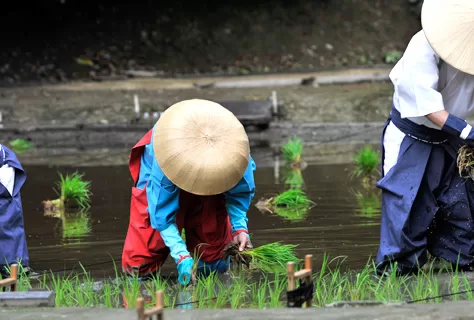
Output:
9,138,33,154
222,241,300,273
457,145,474,180
10,252,474,310
351,145,380,188
273,189,313,207
254,189,314,221
44,172,92,212
281,136,304,166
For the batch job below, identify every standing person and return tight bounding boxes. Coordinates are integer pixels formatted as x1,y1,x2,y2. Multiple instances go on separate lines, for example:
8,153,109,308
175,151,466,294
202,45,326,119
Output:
122,99,256,285
0,144,30,278
376,0,474,276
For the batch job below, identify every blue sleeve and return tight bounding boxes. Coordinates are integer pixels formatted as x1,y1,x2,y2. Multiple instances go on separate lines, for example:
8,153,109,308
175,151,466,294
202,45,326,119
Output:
224,156,256,234
136,134,179,232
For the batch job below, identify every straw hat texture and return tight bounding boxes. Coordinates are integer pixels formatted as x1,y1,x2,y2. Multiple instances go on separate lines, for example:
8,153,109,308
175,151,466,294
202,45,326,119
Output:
153,99,250,196
421,0,474,75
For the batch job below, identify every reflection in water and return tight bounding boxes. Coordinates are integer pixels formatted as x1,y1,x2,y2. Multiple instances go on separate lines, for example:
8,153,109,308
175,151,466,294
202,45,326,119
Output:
352,189,381,219
20,162,381,278
283,167,305,189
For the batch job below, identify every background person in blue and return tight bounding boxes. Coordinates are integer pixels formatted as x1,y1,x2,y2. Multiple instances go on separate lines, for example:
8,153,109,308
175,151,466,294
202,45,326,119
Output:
376,0,474,276
122,99,256,285
0,144,30,278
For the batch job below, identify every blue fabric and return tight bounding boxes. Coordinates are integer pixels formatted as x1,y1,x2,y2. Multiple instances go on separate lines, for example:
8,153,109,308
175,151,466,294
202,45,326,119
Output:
375,116,474,274
177,256,193,285
159,223,190,264
224,158,256,233
0,144,29,269
135,124,256,245
390,106,448,143
197,257,230,277
442,113,474,142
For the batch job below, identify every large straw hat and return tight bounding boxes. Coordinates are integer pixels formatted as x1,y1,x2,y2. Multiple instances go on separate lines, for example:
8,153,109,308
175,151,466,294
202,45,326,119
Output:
153,99,250,196
421,0,474,75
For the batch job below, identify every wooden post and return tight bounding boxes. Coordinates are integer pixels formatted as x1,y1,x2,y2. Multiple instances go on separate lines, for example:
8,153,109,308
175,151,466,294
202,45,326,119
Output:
0,264,18,292
136,297,145,320
10,264,18,292
156,290,164,320
287,261,295,291
304,254,313,308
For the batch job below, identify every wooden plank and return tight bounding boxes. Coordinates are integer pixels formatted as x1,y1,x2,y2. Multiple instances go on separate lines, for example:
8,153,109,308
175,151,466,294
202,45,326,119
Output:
0,279,16,287
294,269,312,279
161,99,274,127
216,100,274,125
0,291,56,308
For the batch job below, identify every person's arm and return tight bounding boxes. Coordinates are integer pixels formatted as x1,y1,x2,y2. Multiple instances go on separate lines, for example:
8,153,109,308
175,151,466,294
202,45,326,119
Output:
392,31,445,119
224,156,256,238
391,31,474,142
141,142,191,265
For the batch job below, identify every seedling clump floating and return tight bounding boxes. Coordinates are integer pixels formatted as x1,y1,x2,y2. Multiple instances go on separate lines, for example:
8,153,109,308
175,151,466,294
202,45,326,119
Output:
43,172,92,213
9,139,34,154
281,136,304,166
351,145,380,188
222,241,300,273
273,189,313,207
255,189,314,221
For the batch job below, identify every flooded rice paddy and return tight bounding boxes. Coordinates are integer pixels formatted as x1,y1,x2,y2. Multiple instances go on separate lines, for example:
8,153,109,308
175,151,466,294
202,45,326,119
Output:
20,146,382,279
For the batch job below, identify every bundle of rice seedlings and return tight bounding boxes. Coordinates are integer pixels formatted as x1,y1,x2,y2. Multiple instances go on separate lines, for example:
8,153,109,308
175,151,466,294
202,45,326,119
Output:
9,139,34,154
45,172,92,211
281,137,303,165
254,189,314,221
222,241,300,273
457,145,474,180
350,145,380,189
352,145,380,178
273,189,313,208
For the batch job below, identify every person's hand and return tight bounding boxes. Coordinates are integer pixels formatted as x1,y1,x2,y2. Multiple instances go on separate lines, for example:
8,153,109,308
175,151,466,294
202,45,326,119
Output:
177,257,194,285
233,231,252,251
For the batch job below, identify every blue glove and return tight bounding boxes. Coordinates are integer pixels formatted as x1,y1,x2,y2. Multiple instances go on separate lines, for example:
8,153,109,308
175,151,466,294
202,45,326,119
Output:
442,114,474,142
160,224,190,263
177,257,194,285
159,223,193,285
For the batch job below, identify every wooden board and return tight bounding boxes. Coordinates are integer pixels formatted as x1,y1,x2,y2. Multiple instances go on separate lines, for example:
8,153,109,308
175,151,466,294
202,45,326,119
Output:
0,291,56,308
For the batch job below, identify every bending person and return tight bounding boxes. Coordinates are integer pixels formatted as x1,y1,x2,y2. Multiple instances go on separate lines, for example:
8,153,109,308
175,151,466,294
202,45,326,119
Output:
122,99,256,284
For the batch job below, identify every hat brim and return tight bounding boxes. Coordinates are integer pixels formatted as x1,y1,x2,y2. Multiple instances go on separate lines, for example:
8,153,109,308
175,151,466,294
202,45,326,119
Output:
153,99,250,196
421,0,474,75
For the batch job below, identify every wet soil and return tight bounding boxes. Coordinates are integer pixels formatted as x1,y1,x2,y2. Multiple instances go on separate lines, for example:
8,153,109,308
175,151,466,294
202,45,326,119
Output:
1,81,394,127
20,161,381,279
0,1,421,86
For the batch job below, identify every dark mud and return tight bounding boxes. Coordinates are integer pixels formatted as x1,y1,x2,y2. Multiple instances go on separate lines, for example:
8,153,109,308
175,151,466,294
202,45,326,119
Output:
1,1,421,86
20,161,381,279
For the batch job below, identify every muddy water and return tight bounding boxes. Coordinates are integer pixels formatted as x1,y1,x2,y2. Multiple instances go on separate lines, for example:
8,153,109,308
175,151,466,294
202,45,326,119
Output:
20,161,381,279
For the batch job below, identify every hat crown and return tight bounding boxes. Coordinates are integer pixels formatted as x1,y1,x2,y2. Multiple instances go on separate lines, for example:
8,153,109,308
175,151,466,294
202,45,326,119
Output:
422,0,474,75
153,99,250,196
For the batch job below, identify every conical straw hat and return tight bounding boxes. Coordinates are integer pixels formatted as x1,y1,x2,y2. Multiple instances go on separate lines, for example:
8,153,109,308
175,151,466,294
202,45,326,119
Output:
153,99,250,196
421,0,474,75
